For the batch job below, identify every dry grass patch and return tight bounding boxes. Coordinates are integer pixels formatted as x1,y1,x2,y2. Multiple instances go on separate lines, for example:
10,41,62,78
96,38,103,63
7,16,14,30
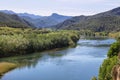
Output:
0,62,17,76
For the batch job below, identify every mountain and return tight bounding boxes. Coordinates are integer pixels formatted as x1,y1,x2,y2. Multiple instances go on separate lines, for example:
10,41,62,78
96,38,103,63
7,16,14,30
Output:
54,7,120,32
0,10,72,28
0,10,15,14
19,13,72,28
0,12,33,28
50,13,72,22
18,13,42,19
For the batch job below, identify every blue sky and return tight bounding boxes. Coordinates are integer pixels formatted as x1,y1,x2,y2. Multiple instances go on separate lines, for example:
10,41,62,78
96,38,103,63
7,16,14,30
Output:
0,0,120,16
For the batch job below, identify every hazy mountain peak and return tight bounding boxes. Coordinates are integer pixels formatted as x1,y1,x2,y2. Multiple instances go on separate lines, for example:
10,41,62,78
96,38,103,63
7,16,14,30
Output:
51,13,60,16
110,7,120,15
18,13,42,19
18,12,72,28
0,10,72,28
111,7,120,12
51,13,71,17
0,10,15,14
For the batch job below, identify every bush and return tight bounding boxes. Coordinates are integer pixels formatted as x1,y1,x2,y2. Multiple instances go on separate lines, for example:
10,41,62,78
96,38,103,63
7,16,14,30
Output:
97,33,120,80
0,27,80,57
107,42,120,58
98,56,118,80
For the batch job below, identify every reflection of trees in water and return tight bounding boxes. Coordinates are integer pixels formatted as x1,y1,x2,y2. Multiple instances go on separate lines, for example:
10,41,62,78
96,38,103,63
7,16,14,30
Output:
0,50,66,69
0,53,43,69
0,75,2,79
0,53,42,79
0,48,69,79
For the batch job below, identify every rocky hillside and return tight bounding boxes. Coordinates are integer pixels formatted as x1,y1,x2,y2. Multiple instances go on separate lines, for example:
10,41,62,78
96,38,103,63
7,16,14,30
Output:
54,7,120,32
0,12,33,28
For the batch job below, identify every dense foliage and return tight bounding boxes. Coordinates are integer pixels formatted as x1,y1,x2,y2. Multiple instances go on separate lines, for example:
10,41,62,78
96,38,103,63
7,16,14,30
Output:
0,27,80,57
98,36,120,80
98,56,118,80
107,42,120,58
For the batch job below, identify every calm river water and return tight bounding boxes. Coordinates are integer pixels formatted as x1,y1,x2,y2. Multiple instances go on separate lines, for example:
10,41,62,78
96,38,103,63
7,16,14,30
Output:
0,39,115,80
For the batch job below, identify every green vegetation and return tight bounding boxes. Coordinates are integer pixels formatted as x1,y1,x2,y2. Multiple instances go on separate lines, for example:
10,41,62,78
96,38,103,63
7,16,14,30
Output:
107,42,120,58
98,56,118,80
0,62,17,76
0,27,80,57
55,7,120,32
109,32,120,40
91,76,97,80
79,30,108,38
98,35,120,80
63,16,120,32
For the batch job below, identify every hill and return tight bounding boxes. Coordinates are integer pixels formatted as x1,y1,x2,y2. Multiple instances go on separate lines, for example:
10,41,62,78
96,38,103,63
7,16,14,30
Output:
0,10,72,28
0,12,33,28
54,7,120,32
19,13,72,28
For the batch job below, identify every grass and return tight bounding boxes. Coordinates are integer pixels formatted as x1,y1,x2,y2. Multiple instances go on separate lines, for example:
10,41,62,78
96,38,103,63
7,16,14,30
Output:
0,62,17,76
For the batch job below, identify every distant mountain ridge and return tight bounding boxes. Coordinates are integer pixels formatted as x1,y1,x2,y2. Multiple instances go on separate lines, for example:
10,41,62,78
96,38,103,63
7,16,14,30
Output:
54,7,120,32
0,12,33,28
1,7,120,32
19,13,72,28
0,10,15,14
18,13,42,19
0,10,72,28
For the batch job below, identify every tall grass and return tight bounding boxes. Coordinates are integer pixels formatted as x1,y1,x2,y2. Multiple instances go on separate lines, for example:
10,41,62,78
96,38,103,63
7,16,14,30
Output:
0,27,80,57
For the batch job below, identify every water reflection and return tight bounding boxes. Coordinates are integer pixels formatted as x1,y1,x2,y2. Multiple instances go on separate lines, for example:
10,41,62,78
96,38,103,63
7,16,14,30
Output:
0,38,115,80
0,50,66,69
78,38,115,47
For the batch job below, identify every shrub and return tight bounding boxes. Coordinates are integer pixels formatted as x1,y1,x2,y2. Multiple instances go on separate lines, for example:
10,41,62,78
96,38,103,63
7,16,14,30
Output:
0,27,80,57
107,42,120,58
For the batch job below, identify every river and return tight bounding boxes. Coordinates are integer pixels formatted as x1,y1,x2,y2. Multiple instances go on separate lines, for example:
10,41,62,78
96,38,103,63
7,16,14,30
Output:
0,38,115,80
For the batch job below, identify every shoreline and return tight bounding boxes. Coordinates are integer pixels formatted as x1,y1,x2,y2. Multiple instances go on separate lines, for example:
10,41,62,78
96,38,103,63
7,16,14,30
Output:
0,62,17,76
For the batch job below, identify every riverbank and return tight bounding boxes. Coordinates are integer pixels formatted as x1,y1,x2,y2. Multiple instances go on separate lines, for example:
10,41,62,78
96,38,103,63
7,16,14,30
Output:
0,38,113,80
0,62,17,76
98,37,120,80
0,27,80,58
